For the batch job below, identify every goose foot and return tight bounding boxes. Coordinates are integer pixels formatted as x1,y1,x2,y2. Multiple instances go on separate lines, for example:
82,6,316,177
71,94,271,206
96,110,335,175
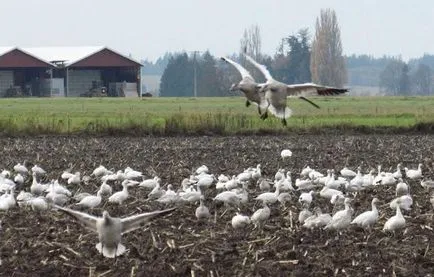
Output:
281,118,287,126
260,112,268,120
245,100,251,107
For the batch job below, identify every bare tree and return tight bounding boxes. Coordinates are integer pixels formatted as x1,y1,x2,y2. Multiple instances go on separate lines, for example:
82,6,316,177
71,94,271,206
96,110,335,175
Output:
240,24,262,60
310,9,347,87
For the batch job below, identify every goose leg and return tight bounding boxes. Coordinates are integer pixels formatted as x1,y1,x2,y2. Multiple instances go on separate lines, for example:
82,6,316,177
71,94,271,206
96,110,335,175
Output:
245,100,251,107
257,106,262,115
281,118,287,126
260,100,270,120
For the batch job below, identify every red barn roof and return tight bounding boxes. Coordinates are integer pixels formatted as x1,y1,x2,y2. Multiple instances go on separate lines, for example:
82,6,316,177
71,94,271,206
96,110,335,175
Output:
0,48,54,68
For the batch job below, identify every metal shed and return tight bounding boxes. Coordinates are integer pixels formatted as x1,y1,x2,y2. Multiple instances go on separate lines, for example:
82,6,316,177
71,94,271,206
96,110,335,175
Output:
0,46,142,97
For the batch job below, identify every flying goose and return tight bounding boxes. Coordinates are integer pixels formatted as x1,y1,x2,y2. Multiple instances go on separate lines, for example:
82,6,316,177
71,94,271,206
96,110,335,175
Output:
220,56,267,114
53,205,176,258
243,53,348,126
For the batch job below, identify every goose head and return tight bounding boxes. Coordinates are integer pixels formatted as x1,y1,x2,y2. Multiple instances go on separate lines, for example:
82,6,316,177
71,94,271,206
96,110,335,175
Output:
230,83,239,91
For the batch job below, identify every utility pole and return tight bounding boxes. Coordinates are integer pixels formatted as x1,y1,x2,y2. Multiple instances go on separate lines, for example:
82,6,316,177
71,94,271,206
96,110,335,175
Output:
193,51,198,97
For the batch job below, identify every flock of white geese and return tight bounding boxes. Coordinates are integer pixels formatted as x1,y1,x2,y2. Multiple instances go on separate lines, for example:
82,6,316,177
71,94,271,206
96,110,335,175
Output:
0,150,433,258
220,53,349,126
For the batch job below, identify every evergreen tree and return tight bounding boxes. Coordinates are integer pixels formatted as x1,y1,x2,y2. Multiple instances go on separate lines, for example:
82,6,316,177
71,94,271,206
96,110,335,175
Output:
159,53,193,97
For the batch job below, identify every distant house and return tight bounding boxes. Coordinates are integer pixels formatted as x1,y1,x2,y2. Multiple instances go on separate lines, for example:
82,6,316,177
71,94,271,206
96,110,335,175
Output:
0,46,143,97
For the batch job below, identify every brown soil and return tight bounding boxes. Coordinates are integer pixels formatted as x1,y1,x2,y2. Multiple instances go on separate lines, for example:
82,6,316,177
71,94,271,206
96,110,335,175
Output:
0,135,433,277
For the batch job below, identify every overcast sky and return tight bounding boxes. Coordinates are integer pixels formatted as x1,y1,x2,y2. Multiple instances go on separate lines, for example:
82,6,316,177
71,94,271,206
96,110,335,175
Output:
1,0,432,62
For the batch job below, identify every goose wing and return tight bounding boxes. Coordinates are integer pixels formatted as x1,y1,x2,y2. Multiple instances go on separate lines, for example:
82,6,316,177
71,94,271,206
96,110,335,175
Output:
286,83,349,96
54,205,98,232
220,57,253,80
243,53,273,81
121,207,176,234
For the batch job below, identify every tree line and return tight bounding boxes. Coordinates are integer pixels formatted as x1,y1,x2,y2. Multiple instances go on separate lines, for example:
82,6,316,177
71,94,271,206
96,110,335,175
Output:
142,8,433,96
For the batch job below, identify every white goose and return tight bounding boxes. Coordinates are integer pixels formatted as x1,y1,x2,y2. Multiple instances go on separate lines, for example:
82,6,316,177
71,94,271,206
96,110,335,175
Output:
405,163,423,180
99,181,113,197
299,191,314,208
30,172,48,195
67,172,81,185
213,190,241,206
139,176,161,190
257,178,271,192
14,173,24,186
220,56,267,115
254,185,280,205
31,165,46,176
392,163,403,179
389,195,413,211
395,178,409,196
231,213,251,229
91,165,112,178
298,208,313,225
383,205,406,233
243,53,348,126
421,179,434,191
251,202,270,230
195,197,211,221
124,167,143,180
76,190,103,209
281,149,292,160
13,163,28,175
340,167,357,178
351,198,380,230
54,206,175,258
303,208,332,229
108,180,132,204
324,198,353,231
430,194,434,209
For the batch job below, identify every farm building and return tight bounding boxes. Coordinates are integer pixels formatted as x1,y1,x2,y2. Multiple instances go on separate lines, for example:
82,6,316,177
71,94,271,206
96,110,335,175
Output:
0,46,142,97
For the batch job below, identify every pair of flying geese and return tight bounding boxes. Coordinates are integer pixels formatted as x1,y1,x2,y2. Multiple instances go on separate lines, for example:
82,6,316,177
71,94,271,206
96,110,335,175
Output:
221,54,349,126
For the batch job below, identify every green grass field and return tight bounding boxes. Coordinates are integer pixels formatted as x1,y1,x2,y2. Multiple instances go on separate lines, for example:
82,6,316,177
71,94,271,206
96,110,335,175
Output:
0,96,433,135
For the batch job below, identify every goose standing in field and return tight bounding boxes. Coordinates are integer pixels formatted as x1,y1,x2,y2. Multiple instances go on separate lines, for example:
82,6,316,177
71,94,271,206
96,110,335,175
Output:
195,196,211,221
13,163,28,175
108,180,133,204
139,176,161,190
53,205,175,258
251,202,271,231
30,172,48,195
350,198,380,230
395,178,409,196
405,163,423,180
76,189,103,209
243,53,348,126
31,165,46,176
298,207,313,225
324,198,353,231
383,204,406,233
392,163,403,179
220,56,267,115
